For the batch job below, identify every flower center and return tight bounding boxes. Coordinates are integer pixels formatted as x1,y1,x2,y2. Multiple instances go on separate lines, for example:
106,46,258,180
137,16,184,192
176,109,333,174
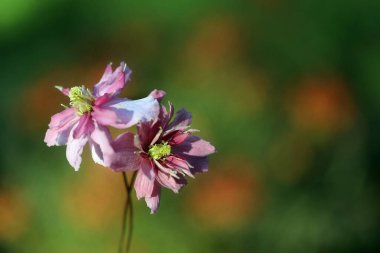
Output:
148,142,171,160
69,86,94,115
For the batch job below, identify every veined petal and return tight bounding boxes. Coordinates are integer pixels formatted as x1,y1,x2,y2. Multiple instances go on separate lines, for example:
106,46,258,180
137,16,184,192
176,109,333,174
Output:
169,132,190,145
73,113,95,139
137,120,161,150
109,132,141,171
92,95,159,129
89,122,114,167
183,155,209,174
94,94,111,106
134,159,156,199
66,126,88,171
44,108,79,146
156,170,186,193
48,108,78,128
93,62,131,97
145,182,160,214
172,135,215,157
160,102,174,129
168,108,192,130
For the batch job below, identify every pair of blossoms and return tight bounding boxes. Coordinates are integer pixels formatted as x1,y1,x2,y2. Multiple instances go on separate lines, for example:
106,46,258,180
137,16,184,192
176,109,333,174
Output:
44,62,215,213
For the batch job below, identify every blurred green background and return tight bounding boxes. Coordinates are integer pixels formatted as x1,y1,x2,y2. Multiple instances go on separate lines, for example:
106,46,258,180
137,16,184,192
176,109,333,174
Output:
1,0,380,252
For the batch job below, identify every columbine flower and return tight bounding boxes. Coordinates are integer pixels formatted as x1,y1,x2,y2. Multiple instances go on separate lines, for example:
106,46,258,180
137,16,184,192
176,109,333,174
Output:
110,95,216,213
44,62,160,170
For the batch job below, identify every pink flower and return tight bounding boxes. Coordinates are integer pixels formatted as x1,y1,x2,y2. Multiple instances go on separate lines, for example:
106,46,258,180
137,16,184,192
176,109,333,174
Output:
110,96,216,213
44,62,160,170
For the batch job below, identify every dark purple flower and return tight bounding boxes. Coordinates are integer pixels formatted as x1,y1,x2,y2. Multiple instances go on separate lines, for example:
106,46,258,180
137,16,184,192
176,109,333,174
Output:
110,95,216,213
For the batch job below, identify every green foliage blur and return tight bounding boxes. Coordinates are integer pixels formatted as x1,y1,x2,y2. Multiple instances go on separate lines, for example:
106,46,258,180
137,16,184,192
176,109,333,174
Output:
1,0,380,252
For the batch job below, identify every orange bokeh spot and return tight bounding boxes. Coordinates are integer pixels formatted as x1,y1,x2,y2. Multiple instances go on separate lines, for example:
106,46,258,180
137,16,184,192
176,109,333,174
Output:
185,157,264,229
289,75,355,134
19,81,65,132
185,16,243,68
60,164,125,230
0,189,29,241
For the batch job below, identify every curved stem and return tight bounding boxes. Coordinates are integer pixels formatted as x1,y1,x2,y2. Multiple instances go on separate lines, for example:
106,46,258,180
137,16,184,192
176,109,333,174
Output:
119,172,129,253
126,172,137,253
119,171,137,253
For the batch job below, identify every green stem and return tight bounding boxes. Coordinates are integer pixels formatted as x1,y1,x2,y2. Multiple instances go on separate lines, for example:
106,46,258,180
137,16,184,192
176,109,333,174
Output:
126,172,137,253
119,171,137,253
119,172,129,253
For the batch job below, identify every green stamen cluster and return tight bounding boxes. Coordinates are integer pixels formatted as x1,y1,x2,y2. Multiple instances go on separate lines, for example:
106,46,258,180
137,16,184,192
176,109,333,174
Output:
148,142,171,160
69,86,94,115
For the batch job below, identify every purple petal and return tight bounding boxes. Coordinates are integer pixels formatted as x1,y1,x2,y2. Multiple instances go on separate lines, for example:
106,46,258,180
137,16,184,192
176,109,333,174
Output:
137,120,161,150
93,62,131,97
92,95,159,129
161,102,174,129
172,135,215,157
66,127,88,171
109,132,141,171
167,108,192,130
89,123,114,166
73,113,95,139
184,155,209,174
134,159,156,199
44,108,79,146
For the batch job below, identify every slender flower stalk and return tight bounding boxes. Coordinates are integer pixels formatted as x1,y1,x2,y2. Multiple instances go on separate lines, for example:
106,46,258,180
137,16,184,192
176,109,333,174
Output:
126,172,137,253
119,171,137,253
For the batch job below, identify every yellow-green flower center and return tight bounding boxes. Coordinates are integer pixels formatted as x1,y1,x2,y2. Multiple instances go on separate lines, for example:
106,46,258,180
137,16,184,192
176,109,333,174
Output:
69,86,94,115
148,142,171,160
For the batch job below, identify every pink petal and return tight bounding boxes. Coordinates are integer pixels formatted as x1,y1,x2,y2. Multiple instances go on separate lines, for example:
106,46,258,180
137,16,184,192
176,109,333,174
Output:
165,156,189,170
134,159,156,199
169,132,190,145
92,95,159,129
167,108,192,130
164,157,194,178
44,108,79,146
172,135,215,157
109,132,141,171
149,89,166,101
145,182,160,214
156,170,186,193
94,94,111,106
73,113,95,139
48,108,77,128
66,126,88,171
93,62,131,97
89,122,114,166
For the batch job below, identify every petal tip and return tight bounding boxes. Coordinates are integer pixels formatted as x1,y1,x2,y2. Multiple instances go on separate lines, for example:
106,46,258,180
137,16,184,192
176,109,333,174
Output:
149,89,166,101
